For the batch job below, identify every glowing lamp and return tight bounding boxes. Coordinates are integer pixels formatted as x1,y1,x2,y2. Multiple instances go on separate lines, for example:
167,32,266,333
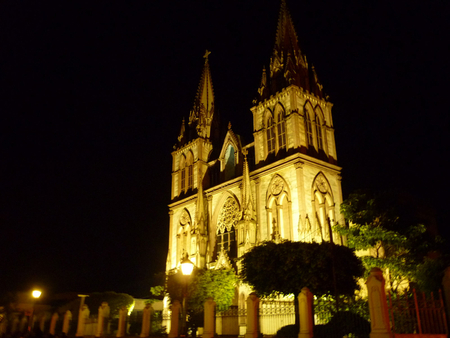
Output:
180,256,194,276
32,290,42,299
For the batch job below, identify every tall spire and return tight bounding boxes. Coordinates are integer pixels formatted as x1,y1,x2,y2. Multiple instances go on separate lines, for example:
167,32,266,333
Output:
241,148,255,222
189,50,215,139
257,0,324,102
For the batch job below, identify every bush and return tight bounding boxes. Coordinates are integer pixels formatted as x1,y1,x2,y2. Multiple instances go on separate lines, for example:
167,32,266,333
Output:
314,311,370,338
275,324,298,338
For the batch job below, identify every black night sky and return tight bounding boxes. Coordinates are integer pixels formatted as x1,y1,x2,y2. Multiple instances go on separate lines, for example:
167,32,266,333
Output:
1,1,448,298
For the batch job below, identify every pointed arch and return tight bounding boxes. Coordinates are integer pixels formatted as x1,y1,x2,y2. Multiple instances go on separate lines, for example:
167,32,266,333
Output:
311,172,338,243
265,174,293,241
303,101,314,147
275,103,286,150
314,105,325,151
265,108,276,154
212,192,241,261
177,208,193,263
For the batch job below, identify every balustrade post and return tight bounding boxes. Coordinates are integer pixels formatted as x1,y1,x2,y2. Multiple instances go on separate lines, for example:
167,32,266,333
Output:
245,293,259,338
366,267,393,338
168,300,181,338
203,297,216,338
298,287,313,338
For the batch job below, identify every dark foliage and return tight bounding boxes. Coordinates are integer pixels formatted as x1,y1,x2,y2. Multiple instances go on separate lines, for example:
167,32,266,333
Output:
240,241,363,297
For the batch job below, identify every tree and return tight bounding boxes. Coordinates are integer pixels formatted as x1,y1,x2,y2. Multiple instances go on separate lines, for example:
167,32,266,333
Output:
240,241,363,298
166,268,238,333
335,190,447,292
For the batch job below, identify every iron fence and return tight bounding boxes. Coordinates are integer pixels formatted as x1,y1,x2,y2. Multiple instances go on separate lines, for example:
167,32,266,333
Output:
388,289,448,335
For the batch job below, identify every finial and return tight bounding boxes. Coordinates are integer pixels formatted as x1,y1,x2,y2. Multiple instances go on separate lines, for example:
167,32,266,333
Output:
228,121,232,130
242,148,248,158
203,50,211,61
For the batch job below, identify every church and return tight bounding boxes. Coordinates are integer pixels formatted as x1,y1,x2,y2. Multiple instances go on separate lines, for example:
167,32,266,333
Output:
165,0,344,332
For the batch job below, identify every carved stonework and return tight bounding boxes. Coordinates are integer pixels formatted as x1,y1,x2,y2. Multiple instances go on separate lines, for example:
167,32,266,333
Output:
180,210,190,226
217,197,241,233
271,177,284,195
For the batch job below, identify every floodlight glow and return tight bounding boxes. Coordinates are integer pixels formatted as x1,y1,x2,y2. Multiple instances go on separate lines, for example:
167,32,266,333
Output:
32,290,42,298
180,256,194,276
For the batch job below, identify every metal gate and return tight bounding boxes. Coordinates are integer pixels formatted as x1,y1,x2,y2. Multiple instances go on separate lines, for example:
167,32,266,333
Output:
388,289,448,337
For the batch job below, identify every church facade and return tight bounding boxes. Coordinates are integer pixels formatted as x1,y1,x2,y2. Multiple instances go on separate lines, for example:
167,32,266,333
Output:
165,0,344,330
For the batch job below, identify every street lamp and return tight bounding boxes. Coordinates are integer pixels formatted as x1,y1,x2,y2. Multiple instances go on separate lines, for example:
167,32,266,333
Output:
180,255,194,337
28,290,42,332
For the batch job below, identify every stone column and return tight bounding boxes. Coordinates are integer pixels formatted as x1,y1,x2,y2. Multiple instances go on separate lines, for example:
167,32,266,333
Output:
76,305,90,337
76,295,89,337
62,310,72,335
366,268,393,338
442,267,450,326
203,298,216,338
168,300,181,338
140,304,154,337
49,312,59,335
254,178,261,240
298,288,313,338
245,293,259,338
96,302,110,337
116,306,127,337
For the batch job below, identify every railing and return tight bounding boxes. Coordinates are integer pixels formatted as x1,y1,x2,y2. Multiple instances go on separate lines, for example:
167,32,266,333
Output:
388,289,448,335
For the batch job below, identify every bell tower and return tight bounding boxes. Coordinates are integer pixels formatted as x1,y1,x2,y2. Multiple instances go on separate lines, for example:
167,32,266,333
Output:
171,51,215,200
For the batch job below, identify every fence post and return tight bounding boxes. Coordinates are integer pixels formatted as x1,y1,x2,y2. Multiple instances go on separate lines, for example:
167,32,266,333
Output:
49,312,59,335
442,266,450,325
116,306,127,337
140,303,154,337
245,293,259,338
76,305,90,337
366,267,393,338
168,300,181,338
203,297,216,338
62,310,72,335
298,287,313,338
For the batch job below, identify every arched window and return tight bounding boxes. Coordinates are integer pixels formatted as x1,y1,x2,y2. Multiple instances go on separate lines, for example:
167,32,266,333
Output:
180,152,194,193
267,175,292,241
276,111,286,149
305,111,313,147
216,196,240,259
186,151,194,190
311,173,339,243
180,155,186,193
177,209,192,261
315,114,323,150
267,117,275,153
224,144,235,181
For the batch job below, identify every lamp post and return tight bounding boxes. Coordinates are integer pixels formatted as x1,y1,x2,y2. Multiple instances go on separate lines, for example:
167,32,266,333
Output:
28,290,42,332
180,255,194,337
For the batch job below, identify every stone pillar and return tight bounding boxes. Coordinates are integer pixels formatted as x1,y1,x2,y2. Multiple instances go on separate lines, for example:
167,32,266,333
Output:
140,303,154,337
116,306,127,337
96,302,110,337
76,305,90,337
442,267,450,325
76,295,89,337
245,293,259,338
203,298,216,338
366,268,393,338
62,310,72,335
298,288,313,338
49,312,59,335
168,300,181,338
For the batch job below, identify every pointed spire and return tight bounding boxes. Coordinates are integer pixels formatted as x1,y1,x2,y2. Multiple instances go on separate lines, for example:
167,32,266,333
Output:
241,148,255,222
274,0,302,61
190,50,215,138
177,118,185,142
256,0,324,101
